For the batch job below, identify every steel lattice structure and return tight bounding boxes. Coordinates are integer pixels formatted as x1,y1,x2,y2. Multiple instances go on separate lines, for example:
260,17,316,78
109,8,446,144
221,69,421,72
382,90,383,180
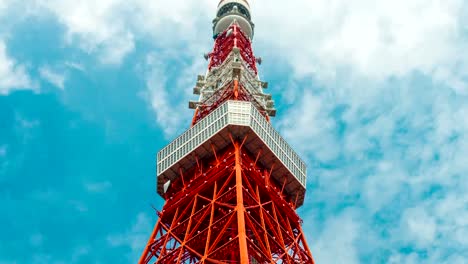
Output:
140,1,315,263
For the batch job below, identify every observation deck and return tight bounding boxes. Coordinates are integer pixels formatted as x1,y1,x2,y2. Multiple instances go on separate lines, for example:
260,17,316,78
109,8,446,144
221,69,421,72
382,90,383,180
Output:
213,0,254,39
157,100,307,207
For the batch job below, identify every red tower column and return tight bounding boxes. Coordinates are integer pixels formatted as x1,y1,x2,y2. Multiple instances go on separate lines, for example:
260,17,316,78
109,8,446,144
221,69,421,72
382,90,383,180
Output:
234,142,250,263
139,1,314,263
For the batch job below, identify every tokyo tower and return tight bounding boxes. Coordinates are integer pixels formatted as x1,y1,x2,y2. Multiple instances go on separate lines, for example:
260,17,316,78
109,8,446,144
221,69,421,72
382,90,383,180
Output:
139,0,314,263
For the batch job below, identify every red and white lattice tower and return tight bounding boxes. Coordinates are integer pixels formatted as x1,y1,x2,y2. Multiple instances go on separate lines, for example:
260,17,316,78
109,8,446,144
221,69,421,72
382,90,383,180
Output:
139,1,315,263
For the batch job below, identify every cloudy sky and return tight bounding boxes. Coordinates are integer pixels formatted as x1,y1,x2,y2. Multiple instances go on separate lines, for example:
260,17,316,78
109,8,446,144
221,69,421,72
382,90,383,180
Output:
1,0,468,263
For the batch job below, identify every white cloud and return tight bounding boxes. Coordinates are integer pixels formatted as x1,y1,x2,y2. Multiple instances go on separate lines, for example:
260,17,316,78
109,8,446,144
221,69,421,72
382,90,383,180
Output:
98,31,134,65
0,145,6,157
107,212,152,261
270,2,468,257
363,161,407,212
85,181,112,193
278,91,340,162
0,40,35,95
142,51,205,137
34,0,468,87
0,0,17,16
278,62,468,262
313,210,360,264
36,0,134,65
16,0,468,92
142,53,186,137
64,61,85,72
252,0,468,94
17,117,40,129
401,207,437,247
39,65,66,89
34,0,215,66
0,1,7,13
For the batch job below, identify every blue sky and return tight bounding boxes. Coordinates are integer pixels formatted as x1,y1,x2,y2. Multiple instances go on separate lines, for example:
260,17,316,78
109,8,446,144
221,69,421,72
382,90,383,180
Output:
1,0,468,263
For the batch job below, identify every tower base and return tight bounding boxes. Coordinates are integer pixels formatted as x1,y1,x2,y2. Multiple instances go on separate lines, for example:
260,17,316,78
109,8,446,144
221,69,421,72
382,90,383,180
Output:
140,140,314,263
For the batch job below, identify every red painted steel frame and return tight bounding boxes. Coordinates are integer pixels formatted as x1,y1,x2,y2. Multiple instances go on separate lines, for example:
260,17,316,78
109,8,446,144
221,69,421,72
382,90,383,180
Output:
209,24,257,74
191,80,268,126
139,139,314,263
140,6,314,263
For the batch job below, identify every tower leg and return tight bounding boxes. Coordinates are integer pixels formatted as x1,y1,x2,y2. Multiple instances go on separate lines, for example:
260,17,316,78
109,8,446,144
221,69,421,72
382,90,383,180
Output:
234,143,249,263
139,143,315,263
139,216,162,263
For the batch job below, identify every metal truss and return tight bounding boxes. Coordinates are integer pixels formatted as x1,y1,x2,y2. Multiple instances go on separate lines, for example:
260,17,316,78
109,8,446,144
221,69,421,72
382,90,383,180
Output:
209,23,257,74
192,80,267,126
193,23,275,124
140,138,314,263
140,2,314,263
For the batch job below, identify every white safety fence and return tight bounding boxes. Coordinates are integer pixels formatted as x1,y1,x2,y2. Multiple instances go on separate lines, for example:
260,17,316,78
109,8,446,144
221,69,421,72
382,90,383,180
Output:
157,100,307,187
